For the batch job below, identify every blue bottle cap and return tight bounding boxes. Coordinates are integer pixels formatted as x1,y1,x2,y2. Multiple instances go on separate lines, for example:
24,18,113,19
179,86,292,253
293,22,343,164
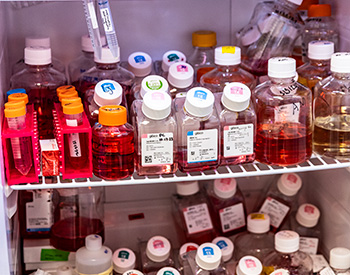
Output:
6,88,26,99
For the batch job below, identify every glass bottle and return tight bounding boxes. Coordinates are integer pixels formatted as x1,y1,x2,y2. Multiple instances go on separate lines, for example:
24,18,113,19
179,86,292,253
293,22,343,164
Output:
113,248,137,275
92,105,134,180
217,82,256,165
236,256,263,275
175,87,220,172
234,213,274,262
167,62,194,98
263,231,313,275
200,46,256,92
253,57,312,166
207,178,247,237
187,30,216,84
132,75,170,101
153,50,186,79
133,91,177,175
313,52,350,160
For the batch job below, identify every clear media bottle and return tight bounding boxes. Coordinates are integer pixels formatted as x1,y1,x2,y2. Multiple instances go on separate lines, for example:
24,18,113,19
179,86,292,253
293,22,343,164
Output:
236,256,263,275
173,181,216,244
113,248,137,275
207,178,247,237
175,87,220,172
200,46,256,92
253,57,312,166
187,30,216,84
153,50,186,79
234,213,274,262
263,231,313,275
76,235,113,275
133,91,177,175
10,46,67,139
313,53,350,160
92,106,134,180
217,82,256,165
132,75,170,101
257,173,303,232
167,62,194,98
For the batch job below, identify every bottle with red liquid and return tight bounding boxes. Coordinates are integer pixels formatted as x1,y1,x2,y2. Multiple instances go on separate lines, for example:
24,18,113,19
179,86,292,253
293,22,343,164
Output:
172,181,217,244
253,57,312,166
10,46,67,139
92,105,134,180
207,178,247,237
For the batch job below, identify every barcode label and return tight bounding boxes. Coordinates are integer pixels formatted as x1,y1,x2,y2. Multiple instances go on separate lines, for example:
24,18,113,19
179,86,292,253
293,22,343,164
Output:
183,203,213,234
141,133,173,166
219,203,246,233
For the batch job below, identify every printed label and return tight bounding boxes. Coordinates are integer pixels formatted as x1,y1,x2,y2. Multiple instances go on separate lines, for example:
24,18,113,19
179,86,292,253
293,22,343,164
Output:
219,203,246,233
193,90,207,100
146,80,163,90
87,2,98,29
141,133,173,166
245,259,256,268
222,46,236,54
230,86,243,95
68,133,82,157
270,83,298,96
216,240,228,249
134,55,146,63
118,250,130,259
153,240,164,249
164,271,174,275
151,92,165,100
299,237,319,255
167,54,180,62
259,197,290,228
40,249,70,261
187,129,218,163
177,64,188,72
223,124,254,157
310,255,329,273
274,103,300,123
304,205,315,214
101,82,116,95
183,203,213,234
66,119,78,127
202,247,214,256
100,8,113,33
251,213,265,220
319,267,336,275
287,173,298,183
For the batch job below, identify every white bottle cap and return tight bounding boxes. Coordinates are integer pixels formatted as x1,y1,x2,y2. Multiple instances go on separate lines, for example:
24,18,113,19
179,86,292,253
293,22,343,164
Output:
140,75,169,99
240,26,261,46
331,52,350,73
24,47,52,65
247,213,270,234
146,236,171,263
296,203,320,228
275,231,299,253
112,248,136,274
156,267,180,275
25,36,50,48
287,0,302,5
94,80,123,107
81,35,107,52
184,87,215,117
128,52,152,77
123,270,144,275
236,256,263,275
85,234,102,251
215,46,241,66
277,173,302,196
176,181,199,196
142,91,172,120
268,57,296,78
212,237,234,262
330,247,350,270
195,243,222,271
168,62,194,89
308,41,334,60
213,178,237,199
56,265,73,275
95,47,120,63
179,243,199,259
161,50,187,72
221,82,251,112
269,269,290,275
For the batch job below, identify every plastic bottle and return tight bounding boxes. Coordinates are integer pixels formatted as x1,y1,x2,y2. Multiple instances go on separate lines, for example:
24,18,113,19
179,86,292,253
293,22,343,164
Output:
172,181,216,244
207,178,246,237
153,50,187,78
132,75,170,101
133,91,177,175
253,57,312,166
10,46,67,139
178,243,199,275
113,248,137,275
322,248,350,275
234,213,274,262
236,256,263,275
167,62,194,98
92,105,134,180
257,173,303,232
76,235,113,275
174,87,220,172
263,231,313,275
313,53,350,160
302,4,339,62
187,31,216,83
156,267,180,275
217,82,256,165
200,46,256,92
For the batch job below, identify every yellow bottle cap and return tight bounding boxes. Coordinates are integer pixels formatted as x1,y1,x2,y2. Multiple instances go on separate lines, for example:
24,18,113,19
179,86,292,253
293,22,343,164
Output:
62,102,84,115
4,106,26,118
192,31,217,48
8,93,29,104
99,105,127,126
308,4,331,17
61,97,82,106
5,101,26,109
58,90,79,102
57,85,76,96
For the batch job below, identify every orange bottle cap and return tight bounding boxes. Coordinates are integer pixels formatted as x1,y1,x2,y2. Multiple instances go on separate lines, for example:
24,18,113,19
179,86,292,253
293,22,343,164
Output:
61,97,82,105
5,101,26,109
308,4,331,17
62,102,84,115
99,105,127,126
298,0,318,11
58,90,79,102
57,85,76,96
8,93,29,104
192,31,217,48
4,106,26,118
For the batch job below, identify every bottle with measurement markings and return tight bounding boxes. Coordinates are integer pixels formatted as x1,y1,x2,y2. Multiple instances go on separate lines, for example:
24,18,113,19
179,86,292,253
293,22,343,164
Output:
253,57,312,166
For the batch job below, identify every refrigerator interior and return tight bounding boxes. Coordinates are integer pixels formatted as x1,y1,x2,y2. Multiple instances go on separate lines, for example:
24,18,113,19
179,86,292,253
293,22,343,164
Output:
1,0,350,273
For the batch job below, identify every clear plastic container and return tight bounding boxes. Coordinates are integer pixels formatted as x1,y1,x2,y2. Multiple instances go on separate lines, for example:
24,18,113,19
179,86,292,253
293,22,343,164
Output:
153,50,186,79
167,62,194,98
216,82,256,165
113,248,137,275
236,256,263,275
174,87,220,172
133,91,177,175
253,57,312,166
200,46,256,92
207,178,246,237
132,75,170,101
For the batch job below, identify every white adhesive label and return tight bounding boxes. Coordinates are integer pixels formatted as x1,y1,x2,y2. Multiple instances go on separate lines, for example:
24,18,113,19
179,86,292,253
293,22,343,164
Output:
187,129,218,163
223,124,254,157
259,197,290,228
319,267,336,275
87,2,98,29
299,237,319,255
141,133,173,166
183,203,213,234
66,119,78,127
68,133,82,157
274,103,300,123
310,255,330,273
219,203,246,233
100,8,113,33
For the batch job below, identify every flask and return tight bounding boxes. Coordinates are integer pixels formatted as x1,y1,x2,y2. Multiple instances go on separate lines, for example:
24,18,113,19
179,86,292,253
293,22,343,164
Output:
167,62,194,98
113,248,137,275
153,50,186,78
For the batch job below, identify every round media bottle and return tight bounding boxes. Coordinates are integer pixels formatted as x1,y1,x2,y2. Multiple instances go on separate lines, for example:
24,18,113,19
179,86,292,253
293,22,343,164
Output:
113,248,137,275
236,256,263,275
167,62,194,98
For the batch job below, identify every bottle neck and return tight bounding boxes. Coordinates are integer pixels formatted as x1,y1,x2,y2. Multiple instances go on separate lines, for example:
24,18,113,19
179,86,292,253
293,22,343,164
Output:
96,62,118,70
216,64,240,72
309,59,330,67
193,46,215,50
270,76,295,85
25,63,51,71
